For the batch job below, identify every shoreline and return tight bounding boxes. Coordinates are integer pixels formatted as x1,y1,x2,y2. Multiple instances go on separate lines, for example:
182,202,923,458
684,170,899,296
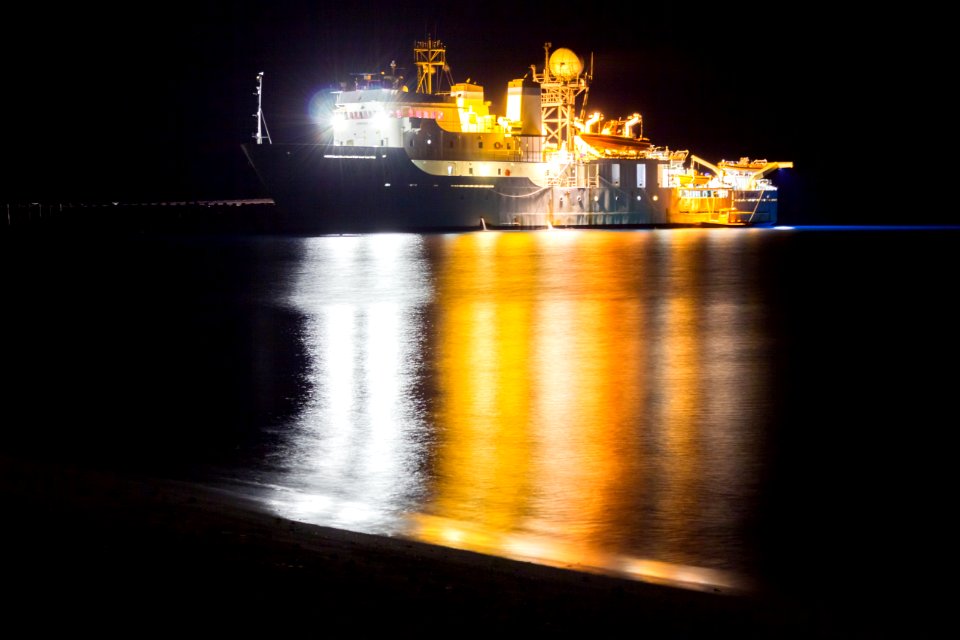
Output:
1,454,832,635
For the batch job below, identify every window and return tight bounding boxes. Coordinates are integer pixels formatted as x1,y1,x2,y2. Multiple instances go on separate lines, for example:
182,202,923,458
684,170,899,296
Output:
636,164,646,188
611,163,620,186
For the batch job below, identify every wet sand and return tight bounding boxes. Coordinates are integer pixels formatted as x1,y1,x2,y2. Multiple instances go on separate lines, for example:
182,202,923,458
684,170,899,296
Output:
2,455,836,636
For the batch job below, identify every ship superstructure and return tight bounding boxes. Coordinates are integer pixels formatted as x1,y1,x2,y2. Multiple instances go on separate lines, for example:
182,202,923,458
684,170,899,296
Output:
244,39,791,232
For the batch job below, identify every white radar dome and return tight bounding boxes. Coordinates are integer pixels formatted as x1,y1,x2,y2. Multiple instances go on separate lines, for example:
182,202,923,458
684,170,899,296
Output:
548,48,582,80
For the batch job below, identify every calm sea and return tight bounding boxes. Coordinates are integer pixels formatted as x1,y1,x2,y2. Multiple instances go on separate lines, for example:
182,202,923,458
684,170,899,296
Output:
2,227,954,602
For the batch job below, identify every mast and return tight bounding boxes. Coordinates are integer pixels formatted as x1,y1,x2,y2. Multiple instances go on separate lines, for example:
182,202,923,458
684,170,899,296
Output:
414,37,450,95
254,71,272,145
531,43,589,152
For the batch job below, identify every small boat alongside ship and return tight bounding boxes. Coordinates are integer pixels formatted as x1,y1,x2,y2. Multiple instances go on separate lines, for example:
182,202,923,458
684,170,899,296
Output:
243,40,791,233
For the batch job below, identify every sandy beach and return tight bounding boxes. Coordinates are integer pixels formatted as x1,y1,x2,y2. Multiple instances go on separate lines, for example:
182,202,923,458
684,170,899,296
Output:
0,454,847,637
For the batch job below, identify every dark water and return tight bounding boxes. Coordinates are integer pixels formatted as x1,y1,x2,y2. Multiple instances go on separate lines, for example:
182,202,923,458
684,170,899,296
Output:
2,227,954,601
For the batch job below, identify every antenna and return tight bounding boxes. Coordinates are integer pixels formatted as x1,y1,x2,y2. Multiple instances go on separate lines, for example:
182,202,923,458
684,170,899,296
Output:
254,72,272,145
579,53,594,121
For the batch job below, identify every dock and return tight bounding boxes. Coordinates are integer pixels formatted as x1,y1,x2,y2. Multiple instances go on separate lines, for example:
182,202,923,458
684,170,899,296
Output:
3,199,281,234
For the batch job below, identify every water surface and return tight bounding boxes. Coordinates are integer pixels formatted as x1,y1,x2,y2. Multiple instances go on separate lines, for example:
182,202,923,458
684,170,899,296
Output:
3,226,952,597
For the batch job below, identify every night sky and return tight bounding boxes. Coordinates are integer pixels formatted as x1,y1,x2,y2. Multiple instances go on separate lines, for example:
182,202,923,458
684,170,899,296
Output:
3,2,942,223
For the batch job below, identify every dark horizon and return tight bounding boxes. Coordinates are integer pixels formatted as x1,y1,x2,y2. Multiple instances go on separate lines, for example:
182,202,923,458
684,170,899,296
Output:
3,3,942,224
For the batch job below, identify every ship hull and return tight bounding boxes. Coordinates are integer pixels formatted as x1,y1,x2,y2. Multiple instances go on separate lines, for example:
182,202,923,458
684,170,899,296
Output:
245,144,535,233
243,143,776,233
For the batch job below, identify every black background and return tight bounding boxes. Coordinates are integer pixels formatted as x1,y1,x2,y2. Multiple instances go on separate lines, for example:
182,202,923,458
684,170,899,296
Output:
2,2,947,224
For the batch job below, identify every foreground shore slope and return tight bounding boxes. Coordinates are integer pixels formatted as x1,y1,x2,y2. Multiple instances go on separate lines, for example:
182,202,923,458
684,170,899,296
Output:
2,455,846,635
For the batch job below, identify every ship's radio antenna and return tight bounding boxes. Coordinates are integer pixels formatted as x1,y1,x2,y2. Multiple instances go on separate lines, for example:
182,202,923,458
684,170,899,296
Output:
254,72,273,145
579,52,594,121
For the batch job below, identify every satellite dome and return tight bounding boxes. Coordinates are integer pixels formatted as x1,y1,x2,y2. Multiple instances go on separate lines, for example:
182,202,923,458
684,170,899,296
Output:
548,48,582,80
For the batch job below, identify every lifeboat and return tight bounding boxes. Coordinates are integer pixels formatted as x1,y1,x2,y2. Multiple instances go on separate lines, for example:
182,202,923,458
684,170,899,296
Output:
578,113,652,156
677,173,713,187
578,133,652,154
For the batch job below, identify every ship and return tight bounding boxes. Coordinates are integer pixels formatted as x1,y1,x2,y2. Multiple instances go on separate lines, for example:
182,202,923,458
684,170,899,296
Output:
243,40,792,233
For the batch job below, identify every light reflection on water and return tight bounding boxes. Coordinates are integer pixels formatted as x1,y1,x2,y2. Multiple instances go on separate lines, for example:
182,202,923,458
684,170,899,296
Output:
265,229,770,591
271,234,433,531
